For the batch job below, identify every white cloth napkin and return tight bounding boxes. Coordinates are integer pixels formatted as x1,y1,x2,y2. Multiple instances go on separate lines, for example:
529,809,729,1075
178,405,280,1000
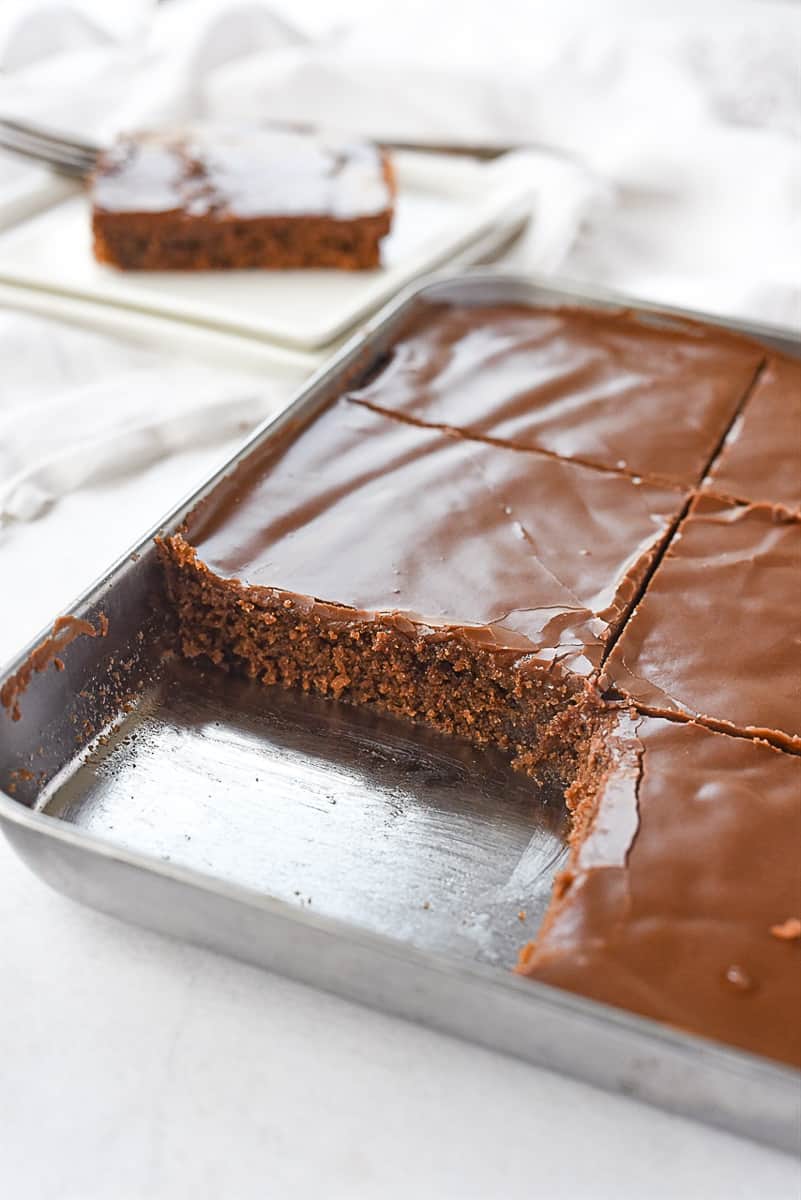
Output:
0,0,798,526
0,308,293,523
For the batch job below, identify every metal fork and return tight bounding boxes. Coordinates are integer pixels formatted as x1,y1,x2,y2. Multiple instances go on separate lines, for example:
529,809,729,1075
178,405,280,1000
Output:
0,117,101,177
0,115,535,182
0,115,585,175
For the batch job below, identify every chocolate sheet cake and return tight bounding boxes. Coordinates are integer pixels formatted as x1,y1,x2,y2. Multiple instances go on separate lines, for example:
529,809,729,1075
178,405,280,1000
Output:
702,355,801,515
158,300,801,1067
603,495,801,752
348,303,764,485
91,127,394,271
161,399,686,786
519,715,801,1068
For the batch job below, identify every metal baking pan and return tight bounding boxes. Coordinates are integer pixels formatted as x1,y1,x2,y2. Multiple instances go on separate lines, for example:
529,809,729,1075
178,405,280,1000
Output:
2,272,799,1155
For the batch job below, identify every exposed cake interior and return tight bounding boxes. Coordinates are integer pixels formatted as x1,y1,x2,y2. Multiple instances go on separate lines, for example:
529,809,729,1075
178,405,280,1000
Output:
159,397,686,788
93,211,394,272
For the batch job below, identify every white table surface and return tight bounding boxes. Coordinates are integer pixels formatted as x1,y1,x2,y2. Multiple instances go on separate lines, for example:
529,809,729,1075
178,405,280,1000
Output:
1,313,799,1200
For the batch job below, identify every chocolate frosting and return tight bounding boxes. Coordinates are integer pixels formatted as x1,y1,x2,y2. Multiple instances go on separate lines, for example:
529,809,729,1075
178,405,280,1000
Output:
603,495,801,751
703,355,801,515
182,400,686,670
521,714,801,1068
167,301,800,1066
0,613,107,722
93,126,392,220
349,303,764,485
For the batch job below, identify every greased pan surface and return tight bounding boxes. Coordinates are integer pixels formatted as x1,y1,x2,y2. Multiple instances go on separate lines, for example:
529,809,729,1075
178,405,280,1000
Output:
1,272,799,1154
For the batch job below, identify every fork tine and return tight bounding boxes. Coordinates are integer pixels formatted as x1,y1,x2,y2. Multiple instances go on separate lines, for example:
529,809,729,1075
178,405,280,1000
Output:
0,116,102,158
0,116,99,175
0,133,93,172
0,128,94,178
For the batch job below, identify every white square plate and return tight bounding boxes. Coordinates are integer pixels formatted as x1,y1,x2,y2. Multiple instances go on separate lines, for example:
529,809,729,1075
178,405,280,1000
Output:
0,161,78,232
0,152,532,351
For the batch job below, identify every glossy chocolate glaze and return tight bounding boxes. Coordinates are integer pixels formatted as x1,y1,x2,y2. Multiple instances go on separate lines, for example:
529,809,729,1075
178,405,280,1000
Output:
93,127,392,220
168,301,801,1066
182,400,686,672
603,495,801,751
349,303,764,486
520,714,801,1068
704,355,801,515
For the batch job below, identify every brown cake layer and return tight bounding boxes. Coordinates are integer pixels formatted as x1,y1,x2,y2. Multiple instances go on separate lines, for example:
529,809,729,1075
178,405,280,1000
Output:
160,399,686,781
702,355,801,515
603,495,801,752
161,545,600,789
348,302,764,485
519,714,801,1069
91,127,394,270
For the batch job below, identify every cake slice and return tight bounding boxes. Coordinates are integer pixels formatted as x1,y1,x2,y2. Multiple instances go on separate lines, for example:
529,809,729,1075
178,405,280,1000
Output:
91,126,395,270
702,355,801,515
347,302,764,486
159,400,687,785
602,495,801,751
519,713,801,1069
